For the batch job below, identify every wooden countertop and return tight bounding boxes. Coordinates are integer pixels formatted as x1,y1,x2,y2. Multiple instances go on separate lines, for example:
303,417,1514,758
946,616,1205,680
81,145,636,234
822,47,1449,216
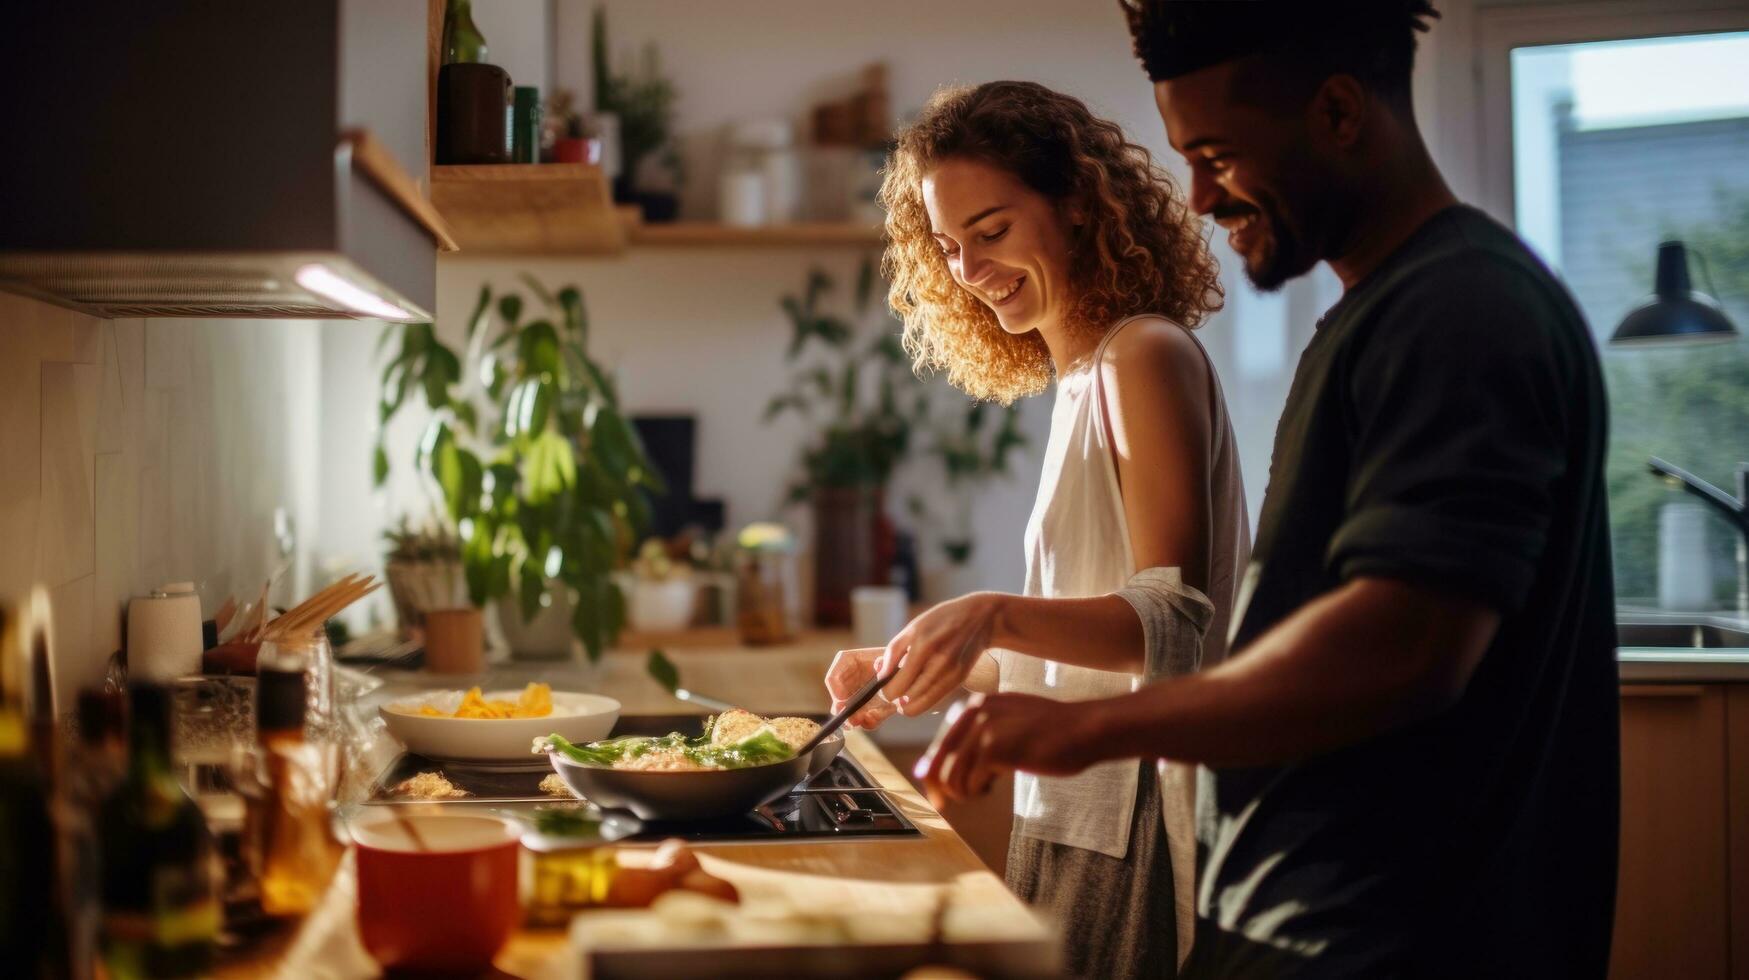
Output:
233,633,1051,977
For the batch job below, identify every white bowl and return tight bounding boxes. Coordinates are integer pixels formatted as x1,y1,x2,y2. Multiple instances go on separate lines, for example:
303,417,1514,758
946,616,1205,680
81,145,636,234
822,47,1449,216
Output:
379,690,620,763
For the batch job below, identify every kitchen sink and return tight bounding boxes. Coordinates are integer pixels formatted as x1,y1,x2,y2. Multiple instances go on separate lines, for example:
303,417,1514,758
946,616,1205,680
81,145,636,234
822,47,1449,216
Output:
1616,621,1749,650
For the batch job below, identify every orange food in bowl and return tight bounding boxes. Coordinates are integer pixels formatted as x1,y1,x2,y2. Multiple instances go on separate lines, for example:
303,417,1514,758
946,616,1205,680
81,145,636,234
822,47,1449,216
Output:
416,682,553,719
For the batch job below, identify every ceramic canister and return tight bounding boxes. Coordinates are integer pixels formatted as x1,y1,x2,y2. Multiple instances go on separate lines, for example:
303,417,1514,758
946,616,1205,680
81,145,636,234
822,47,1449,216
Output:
127,582,204,681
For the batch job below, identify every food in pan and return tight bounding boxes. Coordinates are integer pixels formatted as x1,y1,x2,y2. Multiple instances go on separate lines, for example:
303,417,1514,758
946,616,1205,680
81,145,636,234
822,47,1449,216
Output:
416,682,552,719
708,709,821,751
541,709,821,772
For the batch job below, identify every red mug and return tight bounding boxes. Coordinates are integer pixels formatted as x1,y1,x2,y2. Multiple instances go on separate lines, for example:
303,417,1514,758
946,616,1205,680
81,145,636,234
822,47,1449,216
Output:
353,812,521,973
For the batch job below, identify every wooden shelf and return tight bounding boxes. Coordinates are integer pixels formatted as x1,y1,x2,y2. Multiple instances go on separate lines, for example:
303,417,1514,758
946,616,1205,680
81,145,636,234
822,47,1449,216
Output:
427,164,882,255
430,164,626,255
628,221,883,248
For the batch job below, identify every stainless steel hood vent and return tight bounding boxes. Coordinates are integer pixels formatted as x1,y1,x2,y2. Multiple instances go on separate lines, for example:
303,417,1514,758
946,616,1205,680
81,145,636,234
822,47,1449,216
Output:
0,1,453,322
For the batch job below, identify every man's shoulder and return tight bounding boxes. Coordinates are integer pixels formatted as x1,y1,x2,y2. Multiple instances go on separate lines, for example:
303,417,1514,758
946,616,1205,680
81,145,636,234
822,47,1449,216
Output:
1380,208,1572,314
1344,211,1591,361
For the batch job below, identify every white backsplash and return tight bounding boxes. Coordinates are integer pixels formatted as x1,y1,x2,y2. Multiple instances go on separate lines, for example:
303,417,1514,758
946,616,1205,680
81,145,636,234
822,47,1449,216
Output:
0,292,321,712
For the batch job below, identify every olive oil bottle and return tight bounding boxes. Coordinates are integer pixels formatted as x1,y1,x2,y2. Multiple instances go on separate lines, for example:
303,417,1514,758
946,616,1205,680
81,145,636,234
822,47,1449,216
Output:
0,591,77,977
97,683,219,979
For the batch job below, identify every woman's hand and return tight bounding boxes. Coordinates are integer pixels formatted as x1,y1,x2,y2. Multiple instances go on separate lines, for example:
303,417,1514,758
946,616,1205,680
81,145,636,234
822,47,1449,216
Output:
914,692,1100,807
882,592,1007,716
824,647,900,729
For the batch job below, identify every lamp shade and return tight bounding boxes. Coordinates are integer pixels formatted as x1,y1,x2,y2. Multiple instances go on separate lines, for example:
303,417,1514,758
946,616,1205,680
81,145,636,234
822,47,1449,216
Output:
1610,241,1739,346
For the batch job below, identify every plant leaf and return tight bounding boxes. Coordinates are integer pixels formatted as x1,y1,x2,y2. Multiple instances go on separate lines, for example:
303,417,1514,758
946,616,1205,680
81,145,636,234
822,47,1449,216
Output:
462,519,495,606
434,443,483,524
372,442,389,488
816,316,852,348
591,405,638,482
557,286,586,339
519,274,559,313
522,430,577,503
497,293,524,329
571,580,607,663
518,321,561,377
451,400,478,435
518,556,546,624
465,286,492,344
506,379,553,438
854,256,875,313
646,649,679,695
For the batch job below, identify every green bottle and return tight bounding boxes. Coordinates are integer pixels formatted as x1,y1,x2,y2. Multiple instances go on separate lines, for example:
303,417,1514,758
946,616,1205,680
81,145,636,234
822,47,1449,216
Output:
0,596,71,977
98,684,219,979
442,0,488,65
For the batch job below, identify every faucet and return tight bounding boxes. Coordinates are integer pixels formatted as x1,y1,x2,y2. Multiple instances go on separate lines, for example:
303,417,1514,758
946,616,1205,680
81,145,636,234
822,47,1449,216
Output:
1648,456,1749,617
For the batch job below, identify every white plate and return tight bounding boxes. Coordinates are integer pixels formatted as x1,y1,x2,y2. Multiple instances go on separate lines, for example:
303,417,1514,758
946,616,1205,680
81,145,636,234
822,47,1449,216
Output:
379,690,621,763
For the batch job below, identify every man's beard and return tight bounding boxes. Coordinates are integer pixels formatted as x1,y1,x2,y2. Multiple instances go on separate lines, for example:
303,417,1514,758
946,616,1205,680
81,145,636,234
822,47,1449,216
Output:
1238,209,1313,293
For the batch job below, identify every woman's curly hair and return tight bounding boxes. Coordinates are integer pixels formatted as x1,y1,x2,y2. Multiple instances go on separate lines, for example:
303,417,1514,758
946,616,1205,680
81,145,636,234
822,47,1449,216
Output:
880,80,1223,404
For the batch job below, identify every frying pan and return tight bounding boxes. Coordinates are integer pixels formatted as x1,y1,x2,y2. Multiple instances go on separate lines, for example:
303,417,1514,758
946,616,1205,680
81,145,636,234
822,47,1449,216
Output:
541,673,890,821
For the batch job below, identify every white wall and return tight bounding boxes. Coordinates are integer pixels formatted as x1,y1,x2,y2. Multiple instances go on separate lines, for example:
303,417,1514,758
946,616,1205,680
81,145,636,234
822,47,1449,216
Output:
327,0,1633,613
473,0,552,95
315,0,1352,606
0,294,321,711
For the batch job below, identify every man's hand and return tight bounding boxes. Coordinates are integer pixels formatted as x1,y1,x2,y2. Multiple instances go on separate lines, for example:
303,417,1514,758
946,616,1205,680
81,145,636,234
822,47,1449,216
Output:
914,692,1098,808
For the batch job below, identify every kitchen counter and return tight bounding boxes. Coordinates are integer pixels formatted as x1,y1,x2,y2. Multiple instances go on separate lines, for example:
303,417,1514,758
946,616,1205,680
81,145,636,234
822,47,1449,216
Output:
226,632,1054,978
1616,650,1749,683
1617,609,1749,683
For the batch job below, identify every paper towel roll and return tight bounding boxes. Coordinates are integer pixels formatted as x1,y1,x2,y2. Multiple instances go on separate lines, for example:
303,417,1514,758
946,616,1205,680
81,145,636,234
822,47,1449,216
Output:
128,582,204,681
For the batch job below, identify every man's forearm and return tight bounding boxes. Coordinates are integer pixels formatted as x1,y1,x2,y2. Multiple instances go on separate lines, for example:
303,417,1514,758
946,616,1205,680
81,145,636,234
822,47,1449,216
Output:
1071,578,1498,769
992,592,1147,674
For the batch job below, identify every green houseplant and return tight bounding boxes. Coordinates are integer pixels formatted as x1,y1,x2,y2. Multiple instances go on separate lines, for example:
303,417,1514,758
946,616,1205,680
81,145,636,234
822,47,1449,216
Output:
591,6,679,209
764,261,926,623
376,278,663,660
913,399,1027,568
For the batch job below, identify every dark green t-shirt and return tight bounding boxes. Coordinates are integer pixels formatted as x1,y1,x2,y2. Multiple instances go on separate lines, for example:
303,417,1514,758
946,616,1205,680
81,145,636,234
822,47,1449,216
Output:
1190,207,1619,978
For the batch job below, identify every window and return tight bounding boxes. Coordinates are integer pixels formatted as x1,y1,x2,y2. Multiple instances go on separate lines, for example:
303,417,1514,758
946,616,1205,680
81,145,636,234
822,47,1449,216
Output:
1510,31,1749,611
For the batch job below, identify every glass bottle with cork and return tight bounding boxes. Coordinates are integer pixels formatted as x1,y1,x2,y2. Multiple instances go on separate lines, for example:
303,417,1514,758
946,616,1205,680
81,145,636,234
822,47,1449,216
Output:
96,683,220,979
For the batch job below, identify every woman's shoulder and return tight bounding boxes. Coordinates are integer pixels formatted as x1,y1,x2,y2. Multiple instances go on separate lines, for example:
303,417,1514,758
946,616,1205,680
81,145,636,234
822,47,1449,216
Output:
1098,314,1211,392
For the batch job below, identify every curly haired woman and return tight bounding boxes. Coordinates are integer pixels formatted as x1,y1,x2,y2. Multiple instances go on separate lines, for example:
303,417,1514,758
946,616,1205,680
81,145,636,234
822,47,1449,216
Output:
824,81,1250,978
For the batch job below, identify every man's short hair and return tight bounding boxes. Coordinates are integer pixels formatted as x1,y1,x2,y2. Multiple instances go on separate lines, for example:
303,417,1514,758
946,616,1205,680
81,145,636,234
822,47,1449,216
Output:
1122,1,1440,110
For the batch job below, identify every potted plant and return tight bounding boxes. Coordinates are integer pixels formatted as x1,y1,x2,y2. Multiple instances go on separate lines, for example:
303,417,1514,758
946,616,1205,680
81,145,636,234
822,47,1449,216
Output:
543,89,592,164
765,261,925,624
591,6,680,217
622,539,696,633
910,400,1028,601
376,277,664,662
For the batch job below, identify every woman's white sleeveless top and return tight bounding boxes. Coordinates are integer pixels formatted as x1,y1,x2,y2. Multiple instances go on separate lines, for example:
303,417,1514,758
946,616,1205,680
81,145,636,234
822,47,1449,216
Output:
995,314,1249,861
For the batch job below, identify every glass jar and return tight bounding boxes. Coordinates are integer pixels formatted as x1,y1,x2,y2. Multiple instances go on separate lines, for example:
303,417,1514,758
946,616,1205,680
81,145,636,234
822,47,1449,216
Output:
519,810,627,926
256,633,336,744
735,548,798,646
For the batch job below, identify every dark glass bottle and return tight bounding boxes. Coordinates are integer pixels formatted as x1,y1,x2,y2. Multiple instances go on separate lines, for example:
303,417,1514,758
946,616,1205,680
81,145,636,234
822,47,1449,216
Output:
98,684,219,979
0,594,69,977
442,0,488,65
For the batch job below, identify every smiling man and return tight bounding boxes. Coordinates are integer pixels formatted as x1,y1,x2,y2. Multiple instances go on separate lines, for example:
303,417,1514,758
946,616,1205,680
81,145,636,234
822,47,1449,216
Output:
917,2,1621,976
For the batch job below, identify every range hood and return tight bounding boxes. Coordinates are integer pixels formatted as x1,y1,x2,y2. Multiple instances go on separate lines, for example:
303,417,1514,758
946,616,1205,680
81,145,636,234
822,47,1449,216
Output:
0,1,454,322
